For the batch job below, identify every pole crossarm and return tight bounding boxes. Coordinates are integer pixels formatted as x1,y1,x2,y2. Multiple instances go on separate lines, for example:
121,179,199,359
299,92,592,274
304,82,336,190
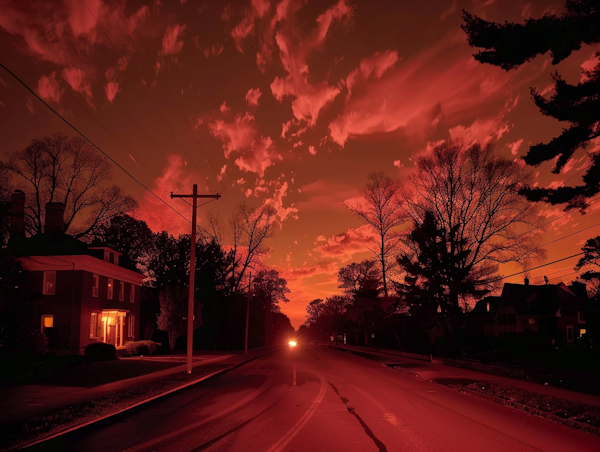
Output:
170,193,221,200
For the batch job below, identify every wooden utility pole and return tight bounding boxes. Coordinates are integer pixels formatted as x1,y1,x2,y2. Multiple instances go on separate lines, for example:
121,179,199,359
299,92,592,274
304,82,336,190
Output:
171,185,220,374
245,272,252,355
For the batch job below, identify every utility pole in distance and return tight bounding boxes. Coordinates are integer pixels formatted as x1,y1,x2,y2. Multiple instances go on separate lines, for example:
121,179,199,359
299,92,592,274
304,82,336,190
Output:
171,184,220,374
245,272,252,355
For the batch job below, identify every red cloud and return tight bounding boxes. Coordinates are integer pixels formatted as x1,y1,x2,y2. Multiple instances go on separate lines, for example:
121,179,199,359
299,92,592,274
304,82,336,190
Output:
329,32,512,147
209,112,257,158
161,24,187,56
314,224,376,261
245,88,263,106
104,81,120,103
62,67,93,105
297,179,358,211
37,72,62,104
449,114,510,145
346,50,400,95
234,136,278,177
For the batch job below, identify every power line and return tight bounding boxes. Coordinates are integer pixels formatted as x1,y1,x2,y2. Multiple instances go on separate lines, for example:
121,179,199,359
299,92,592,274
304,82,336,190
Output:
5,32,193,211
540,220,600,247
493,252,584,284
0,61,191,224
78,0,215,196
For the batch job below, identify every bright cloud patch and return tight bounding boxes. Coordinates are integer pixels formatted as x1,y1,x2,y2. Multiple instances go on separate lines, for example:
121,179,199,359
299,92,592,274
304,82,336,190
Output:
245,88,263,106
62,66,93,105
161,23,187,56
508,138,524,155
37,72,62,104
449,115,510,145
104,81,120,103
314,224,376,261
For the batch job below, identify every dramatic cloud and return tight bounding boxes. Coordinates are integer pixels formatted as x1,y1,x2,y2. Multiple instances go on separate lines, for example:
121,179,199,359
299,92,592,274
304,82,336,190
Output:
234,136,278,177
329,32,512,147
449,115,510,145
245,88,263,106
37,72,62,104
209,112,257,158
62,67,93,105
104,81,120,103
161,23,187,56
314,224,376,261
508,138,524,155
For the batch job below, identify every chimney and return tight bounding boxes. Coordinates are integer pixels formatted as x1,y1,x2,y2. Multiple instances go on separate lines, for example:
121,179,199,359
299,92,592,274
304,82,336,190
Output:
9,190,25,237
524,277,529,286
44,202,65,233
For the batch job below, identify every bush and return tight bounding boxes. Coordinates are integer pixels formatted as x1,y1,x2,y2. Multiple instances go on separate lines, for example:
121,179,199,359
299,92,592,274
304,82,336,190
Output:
124,340,161,356
85,342,116,361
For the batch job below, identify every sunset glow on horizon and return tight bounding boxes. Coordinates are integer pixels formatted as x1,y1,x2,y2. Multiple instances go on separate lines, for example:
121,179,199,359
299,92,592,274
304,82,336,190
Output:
1,0,599,328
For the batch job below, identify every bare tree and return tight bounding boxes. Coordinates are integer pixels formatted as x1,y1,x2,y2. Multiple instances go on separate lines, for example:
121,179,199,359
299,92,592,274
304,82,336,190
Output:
345,172,407,297
156,285,202,351
404,140,546,299
1,134,138,239
201,201,277,296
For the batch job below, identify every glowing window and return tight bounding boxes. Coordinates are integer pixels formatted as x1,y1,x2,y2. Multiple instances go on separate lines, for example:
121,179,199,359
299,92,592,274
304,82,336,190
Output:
41,315,53,334
579,328,586,337
43,271,56,295
486,302,490,312
107,278,113,300
528,318,535,324
90,312,98,338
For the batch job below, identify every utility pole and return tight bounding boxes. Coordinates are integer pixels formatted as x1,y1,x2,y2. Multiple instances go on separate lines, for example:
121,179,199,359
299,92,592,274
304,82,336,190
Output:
171,184,220,374
245,272,252,355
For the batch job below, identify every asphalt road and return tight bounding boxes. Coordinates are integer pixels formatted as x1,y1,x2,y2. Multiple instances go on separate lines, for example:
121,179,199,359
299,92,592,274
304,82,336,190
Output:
26,345,600,452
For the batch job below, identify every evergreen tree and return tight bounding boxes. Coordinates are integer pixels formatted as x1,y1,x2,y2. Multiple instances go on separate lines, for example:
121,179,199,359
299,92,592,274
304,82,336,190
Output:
462,1,600,211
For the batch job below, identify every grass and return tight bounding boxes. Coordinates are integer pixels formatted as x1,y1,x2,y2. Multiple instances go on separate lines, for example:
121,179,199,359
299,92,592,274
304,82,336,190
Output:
462,381,600,429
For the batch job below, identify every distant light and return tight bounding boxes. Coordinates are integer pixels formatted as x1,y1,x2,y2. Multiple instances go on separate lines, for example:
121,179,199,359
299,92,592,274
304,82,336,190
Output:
288,340,297,347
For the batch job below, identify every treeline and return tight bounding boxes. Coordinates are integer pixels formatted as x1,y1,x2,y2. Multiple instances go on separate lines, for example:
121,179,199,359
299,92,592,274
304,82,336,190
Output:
0,133,293,356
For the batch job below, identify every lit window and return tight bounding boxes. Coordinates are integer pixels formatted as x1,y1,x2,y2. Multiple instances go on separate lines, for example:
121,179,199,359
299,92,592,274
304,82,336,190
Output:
130,284,135,303
528,318,535,324
107,279,113,300
92,274,99,297
90,313,98,338
486,302,490,312
580,328,586,337
119,281,124,301
41,315,53,334
43,271,56,295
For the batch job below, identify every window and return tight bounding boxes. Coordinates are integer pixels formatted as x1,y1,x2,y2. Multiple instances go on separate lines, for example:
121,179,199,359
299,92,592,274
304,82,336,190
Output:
528,318,535,324
130,284,135,303
92,274,99,297
43,271,56,295
580,328,587,337
119,281,124,301
41,315,53,334
128,315,135,337
109,252,115,264
486,302,490,312
90,313,99,338
114,255,119,266
107,279,113,300
104,249,109,262
567,326,574,343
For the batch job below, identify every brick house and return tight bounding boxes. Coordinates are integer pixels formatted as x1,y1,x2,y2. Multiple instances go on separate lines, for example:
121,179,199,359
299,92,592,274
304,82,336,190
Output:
470,280,588,345
6,191,144,354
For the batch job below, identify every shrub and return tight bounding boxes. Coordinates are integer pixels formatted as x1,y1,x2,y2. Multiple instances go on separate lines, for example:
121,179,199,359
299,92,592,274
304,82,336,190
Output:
85,342,116,361
124,340,161,356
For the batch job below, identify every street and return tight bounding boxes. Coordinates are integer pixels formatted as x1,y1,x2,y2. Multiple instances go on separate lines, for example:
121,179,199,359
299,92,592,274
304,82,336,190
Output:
27,345,600,452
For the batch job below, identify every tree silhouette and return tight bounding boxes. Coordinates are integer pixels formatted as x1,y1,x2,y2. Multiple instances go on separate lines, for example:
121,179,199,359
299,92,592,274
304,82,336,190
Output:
345,172,406,297
462,2,600,211
396,212,490,331
405,141,545,287
575,235,600,298
1,133,138,238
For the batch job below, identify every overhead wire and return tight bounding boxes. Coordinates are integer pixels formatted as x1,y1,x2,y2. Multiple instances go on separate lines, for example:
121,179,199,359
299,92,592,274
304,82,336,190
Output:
0,61,192,224
5,32,193,210
78,0,217,199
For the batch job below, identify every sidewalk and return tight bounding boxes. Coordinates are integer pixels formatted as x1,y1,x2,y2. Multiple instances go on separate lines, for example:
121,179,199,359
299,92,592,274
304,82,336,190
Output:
0,349,268,426
329,344,600,408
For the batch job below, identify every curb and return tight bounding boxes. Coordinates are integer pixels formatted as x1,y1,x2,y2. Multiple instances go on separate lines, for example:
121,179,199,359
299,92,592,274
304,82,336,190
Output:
448,385,600,437
15,348,276,451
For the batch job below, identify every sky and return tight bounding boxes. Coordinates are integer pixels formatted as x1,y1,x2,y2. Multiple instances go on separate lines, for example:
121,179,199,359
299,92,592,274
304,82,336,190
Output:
1,0,599,329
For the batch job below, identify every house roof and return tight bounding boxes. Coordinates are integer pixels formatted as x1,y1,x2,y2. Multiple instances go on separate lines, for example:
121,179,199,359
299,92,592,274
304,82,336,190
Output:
501,282,586,316
470,296,500,318
6,232,88,257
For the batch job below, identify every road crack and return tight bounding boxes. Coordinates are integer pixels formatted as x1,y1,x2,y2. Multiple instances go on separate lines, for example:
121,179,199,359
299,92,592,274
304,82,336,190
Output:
327,382,388,452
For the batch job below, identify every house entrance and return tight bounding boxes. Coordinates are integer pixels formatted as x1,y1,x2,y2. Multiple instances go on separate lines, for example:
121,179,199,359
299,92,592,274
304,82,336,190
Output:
101,310,127,348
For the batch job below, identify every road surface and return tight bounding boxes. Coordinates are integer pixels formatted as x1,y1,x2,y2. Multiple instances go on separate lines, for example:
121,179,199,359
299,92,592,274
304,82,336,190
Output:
27,345,600,451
